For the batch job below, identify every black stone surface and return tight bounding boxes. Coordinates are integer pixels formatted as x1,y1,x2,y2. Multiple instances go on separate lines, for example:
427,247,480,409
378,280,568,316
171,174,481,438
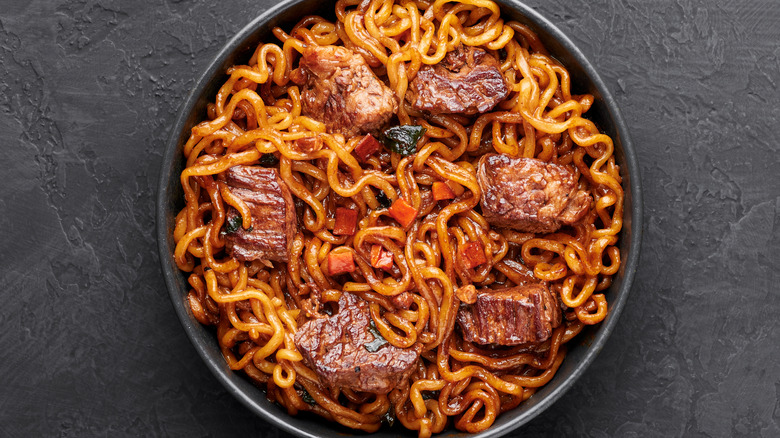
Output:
1,0,777,437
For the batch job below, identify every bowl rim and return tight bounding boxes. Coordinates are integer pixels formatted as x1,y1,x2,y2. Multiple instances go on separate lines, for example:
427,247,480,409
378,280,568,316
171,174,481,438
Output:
156,1,643,437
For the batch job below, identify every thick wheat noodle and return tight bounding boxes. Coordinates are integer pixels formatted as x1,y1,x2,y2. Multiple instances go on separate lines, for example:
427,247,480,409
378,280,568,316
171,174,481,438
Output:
173,0,624,435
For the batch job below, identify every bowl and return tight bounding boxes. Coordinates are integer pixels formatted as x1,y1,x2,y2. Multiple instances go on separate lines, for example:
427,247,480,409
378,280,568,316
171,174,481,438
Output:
156,1,643,436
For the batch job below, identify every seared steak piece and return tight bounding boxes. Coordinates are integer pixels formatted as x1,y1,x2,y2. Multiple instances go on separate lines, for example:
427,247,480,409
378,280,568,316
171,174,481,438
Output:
457,284,562,345
298,45,397,138
408,45,509,115
477,154,591,233
221,165,296,262
294,292,421,394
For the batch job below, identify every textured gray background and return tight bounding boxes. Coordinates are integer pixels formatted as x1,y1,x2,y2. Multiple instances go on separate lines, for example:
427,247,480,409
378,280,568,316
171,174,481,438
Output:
1,0,778,437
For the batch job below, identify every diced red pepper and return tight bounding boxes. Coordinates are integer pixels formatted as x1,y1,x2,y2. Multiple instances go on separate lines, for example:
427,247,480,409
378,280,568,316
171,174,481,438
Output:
370,245,394,271
333,207,358,236
387,198,418,228
432,181,456,201
327,251,355,276
461,241,487,269
354,134,382,162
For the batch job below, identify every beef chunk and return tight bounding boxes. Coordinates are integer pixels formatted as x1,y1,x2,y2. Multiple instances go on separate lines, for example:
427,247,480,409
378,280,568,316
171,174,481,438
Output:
221,165,296,262
408,45,509,115
457,283,561,345
477,154,591,233
299,45,397,138
294,292,421,394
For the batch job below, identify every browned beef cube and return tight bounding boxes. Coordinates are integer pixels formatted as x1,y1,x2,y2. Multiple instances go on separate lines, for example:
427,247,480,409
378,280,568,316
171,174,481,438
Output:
408,45,509,115
457,284,561,345
294,292,421,394
221,165,296,262
299,45,397,138
477,154,591,233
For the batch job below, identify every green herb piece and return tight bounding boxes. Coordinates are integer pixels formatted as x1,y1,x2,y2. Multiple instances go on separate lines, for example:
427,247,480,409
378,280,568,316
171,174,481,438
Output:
225,215,243,233
380,125,426,156
375,190,392,209
258,153,280,168
382,407,396,427
300,389,316,405
364,319,389,353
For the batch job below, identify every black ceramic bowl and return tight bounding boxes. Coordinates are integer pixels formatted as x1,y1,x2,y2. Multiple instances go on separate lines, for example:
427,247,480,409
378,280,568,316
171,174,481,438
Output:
157,1,642,437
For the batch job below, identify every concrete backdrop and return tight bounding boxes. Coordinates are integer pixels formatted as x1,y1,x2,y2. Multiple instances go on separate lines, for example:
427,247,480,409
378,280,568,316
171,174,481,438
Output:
1,0,778,436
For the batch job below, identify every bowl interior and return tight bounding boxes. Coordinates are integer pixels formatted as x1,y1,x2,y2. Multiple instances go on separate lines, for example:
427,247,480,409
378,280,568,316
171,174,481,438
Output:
156,1,642,437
